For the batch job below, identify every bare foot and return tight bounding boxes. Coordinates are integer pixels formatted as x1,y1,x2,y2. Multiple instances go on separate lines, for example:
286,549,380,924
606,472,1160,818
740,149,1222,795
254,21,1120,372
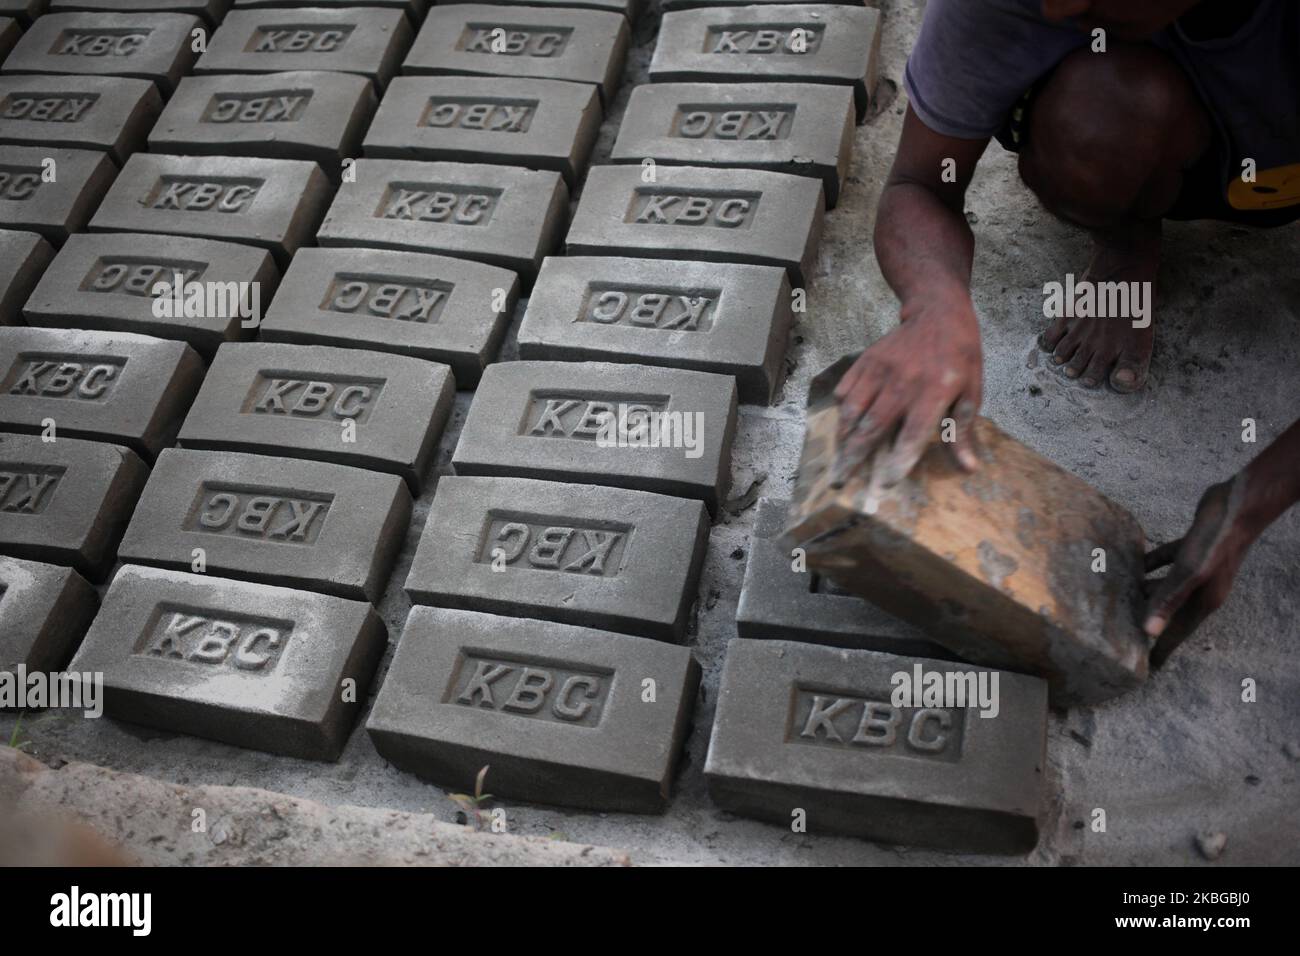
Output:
1040,219,1160,392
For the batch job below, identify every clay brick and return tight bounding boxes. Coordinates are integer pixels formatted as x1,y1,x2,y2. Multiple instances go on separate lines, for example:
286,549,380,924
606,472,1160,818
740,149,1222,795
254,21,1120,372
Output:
258,247,516,387
738,497,949,655
405,475,708,641
0,2,43,28
22,232,279,357
441,0,641,22
149,72,376,172
367,606,700,812
517,255,792,404
0,229,53,325
363,76,600,188
117,448,411,603
69,564,387,760
649,4,881,121
48,0,231,25
0,556,97,675
195,7,412,90
0,327,204,459
88,153,332,266
316,159,567,283
0,76,161,165
704,639,1049,853
0,146,117,246
663,0,859,8
0,433,147,580
402,5,628,106
1,13,201,95
234,0,425,17
452,360,737,514
611,81,854,208
178,342,454,491
565,164,824,287
0,19,18,63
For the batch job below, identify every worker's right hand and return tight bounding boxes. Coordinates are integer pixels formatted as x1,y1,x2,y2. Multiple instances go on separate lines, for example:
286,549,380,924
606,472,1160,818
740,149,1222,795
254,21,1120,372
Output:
832,294,984,488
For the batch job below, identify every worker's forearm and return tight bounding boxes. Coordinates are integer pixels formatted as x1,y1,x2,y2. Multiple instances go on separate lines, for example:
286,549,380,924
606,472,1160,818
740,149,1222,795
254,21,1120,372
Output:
1241,418,1300,535
874,179,978,320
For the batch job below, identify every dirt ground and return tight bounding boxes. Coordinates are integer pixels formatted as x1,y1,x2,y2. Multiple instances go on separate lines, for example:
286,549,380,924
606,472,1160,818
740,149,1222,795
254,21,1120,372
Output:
3,0,1297,865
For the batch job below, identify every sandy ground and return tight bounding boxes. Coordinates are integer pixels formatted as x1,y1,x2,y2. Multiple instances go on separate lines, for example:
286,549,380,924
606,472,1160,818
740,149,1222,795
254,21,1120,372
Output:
3,0,1297,865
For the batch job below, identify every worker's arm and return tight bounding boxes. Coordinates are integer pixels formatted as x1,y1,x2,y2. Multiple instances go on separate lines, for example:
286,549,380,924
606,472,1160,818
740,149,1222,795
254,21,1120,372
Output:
1145,417,1300,663
832,105,992,487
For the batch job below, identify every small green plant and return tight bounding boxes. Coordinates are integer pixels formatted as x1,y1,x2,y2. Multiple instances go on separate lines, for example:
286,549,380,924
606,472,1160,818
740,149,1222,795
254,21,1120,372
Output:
447,765,492,831
6,712,33,752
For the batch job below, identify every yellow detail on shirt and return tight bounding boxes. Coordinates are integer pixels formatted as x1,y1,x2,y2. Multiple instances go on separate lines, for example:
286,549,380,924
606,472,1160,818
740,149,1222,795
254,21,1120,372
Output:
1227,162,1300,210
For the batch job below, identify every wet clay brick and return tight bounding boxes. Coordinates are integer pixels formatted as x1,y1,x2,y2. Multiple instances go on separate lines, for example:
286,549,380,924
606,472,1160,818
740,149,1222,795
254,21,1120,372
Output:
402,5,628,107
178,341,454,491
649,4,881,121
117,448,411,602
441,0,641,23
565,164,824,287
517,255,792,405
195,7,412,90
452,359,737,514
704,639,1049,854
0,327,203,459
663,0,860,8
316,159,567,283
22,232,279,357
149,71,376,171
0,556,97,674
405,475,709,641
0,229,53,325
363,76,600,188
258,247,516,387
234,0,426,17
69,564,386,760
0,146,117,246
367,606,701,812
611,81,854,208
0,75,162,165
0,433,147,580
88,153,332,266
737,497,948,655
1,13,201,95
48,0,231,25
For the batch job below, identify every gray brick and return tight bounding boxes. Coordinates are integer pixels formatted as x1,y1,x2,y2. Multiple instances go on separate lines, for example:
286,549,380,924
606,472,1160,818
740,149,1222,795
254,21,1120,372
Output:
149,72,376,172
738,497,950,655
0,556,97,675
367,606,700,812
258,247,516,387
0,146,117,246
48,0,231,25
195,7,412,90
88,153,332,266
0,19,17,63
452,359,736,514
0,2,43,27
663,0,860,8
0,229,52,325
0,13,201,95
0,433,147,580
117,448,411,603
234,0,425,16
517,255,792,405
402,5,628,107
178,342,454,492
405,475,709,641
316,159,567,283
69,564,387,760
0,327,204,459
705,639,1048,853
565,164,824,287
455,0,641,21
610,81,854,208
363,76,600,188
0,76,161,165
649,4,881,121
22,232,279,357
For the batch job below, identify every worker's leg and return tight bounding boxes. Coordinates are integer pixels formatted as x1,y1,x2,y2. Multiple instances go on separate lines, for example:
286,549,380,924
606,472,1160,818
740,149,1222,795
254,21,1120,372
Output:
1018,43,1212,391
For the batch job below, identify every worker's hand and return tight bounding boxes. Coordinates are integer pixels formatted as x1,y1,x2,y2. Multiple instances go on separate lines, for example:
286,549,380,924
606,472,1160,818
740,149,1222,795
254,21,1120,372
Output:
832,293,983,488
1143,477,1257,665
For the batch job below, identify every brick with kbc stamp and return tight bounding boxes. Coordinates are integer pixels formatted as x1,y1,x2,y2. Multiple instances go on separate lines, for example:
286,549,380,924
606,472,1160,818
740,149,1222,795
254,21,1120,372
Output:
367,606,701,812
452,359,737,514
0,327,204,459
234,0,425,17
405,476,709,642
0,75,162,165
0,556,98,676
566,164,824,287
117,448,411,603
178,341,454,492
0,146,116,246
517,255,792,405
0,229,53,325
258,247,516,387
69,564,387,761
